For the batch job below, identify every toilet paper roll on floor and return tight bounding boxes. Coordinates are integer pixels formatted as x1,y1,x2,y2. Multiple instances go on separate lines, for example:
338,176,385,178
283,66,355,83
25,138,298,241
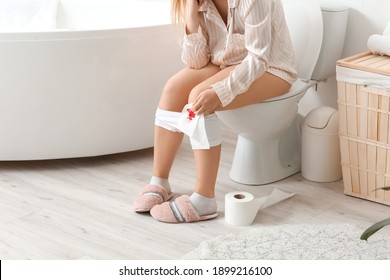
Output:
225,188,295,226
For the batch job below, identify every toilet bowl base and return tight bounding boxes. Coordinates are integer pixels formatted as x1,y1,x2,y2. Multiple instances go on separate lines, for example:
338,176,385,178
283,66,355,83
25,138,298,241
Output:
228,118,302,185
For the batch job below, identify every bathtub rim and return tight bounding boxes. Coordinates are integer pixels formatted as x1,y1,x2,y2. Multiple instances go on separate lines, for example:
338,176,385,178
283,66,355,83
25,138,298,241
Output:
0,24,177,42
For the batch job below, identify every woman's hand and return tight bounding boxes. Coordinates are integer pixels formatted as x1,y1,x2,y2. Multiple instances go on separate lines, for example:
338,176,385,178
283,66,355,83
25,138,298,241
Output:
191,88,222,116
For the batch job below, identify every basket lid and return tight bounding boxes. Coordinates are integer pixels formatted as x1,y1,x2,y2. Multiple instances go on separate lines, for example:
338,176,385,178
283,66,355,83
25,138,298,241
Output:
337,52,390,77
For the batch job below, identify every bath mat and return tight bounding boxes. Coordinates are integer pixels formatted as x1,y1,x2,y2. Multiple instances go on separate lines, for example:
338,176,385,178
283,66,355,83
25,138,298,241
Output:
182,224,390,260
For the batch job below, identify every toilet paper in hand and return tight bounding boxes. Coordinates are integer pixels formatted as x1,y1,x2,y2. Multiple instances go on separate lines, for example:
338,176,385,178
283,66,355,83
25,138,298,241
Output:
225,188,295,226
176,103,210,149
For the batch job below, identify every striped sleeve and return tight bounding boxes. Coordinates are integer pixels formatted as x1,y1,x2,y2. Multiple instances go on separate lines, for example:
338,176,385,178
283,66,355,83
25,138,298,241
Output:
211,0,273,107
181,25,210,69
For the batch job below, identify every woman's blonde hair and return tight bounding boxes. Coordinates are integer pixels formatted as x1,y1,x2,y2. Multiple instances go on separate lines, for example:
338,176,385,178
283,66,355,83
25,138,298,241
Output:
171,0,186,27
170,0,208,40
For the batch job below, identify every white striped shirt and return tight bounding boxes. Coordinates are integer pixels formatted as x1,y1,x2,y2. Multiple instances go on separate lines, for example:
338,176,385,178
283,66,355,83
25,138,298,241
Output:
182,0,298,107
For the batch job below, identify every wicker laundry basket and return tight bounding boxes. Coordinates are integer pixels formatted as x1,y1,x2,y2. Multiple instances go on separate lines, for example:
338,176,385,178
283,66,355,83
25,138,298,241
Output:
337,52,390,206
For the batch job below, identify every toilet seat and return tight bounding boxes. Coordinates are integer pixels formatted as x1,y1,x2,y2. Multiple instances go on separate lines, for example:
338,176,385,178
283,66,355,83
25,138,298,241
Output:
263,79,311,103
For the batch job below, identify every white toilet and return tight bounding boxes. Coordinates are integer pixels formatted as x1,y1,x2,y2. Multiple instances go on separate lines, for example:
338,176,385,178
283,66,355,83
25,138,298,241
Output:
216,0,349,185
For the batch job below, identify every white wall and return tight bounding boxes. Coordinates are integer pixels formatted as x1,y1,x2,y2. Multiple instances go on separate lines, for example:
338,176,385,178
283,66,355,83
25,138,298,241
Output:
299,0,390,116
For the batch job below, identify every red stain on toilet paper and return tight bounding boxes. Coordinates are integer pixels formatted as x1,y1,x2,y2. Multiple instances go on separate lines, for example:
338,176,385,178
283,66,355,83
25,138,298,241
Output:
187,109,196,121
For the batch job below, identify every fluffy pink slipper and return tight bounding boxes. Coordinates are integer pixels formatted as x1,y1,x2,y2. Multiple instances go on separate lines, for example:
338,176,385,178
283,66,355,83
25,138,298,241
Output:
150,195,218,223
132,184,173,213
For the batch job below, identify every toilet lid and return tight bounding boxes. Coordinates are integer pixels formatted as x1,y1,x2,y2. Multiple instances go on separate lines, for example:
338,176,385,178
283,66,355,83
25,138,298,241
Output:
262,79,311,103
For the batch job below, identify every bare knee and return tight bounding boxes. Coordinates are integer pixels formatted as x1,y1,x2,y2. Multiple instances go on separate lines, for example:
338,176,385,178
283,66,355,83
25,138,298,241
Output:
159,75,190,112
159,64,221,111
188,85,203,105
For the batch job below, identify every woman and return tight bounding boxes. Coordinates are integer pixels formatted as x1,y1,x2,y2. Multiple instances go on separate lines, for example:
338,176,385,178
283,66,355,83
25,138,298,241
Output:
132,0,297,223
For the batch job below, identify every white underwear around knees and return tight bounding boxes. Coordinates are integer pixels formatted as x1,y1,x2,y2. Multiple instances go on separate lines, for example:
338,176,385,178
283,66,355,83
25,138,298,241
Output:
190,113,222,150
154,108,181,133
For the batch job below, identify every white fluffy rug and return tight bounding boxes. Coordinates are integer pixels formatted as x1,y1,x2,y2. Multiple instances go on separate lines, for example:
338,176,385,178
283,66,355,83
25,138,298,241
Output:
182,224,390,260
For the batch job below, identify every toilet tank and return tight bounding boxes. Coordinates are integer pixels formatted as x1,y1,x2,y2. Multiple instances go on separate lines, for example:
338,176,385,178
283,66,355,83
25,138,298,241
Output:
311,1,349,81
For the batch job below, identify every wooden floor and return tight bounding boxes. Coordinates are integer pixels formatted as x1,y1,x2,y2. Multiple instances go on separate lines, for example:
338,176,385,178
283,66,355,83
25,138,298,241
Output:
0,128,389,260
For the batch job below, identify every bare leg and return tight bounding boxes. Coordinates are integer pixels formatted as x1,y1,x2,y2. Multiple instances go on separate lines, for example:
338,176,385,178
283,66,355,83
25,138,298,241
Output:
190,65,291,111
153,63,220,180
133,64,220,212
152,127,184,179
193,145,221,198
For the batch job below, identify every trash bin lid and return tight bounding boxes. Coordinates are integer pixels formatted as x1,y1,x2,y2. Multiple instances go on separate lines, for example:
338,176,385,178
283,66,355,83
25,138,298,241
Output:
305,106,338,132
319,0,348,12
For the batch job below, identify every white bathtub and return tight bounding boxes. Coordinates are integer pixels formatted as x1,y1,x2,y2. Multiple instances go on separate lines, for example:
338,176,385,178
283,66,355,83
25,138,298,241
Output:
0,0,183,160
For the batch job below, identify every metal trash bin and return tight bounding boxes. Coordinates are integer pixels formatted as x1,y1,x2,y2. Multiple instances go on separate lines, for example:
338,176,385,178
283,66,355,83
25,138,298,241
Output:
301,106,342,182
